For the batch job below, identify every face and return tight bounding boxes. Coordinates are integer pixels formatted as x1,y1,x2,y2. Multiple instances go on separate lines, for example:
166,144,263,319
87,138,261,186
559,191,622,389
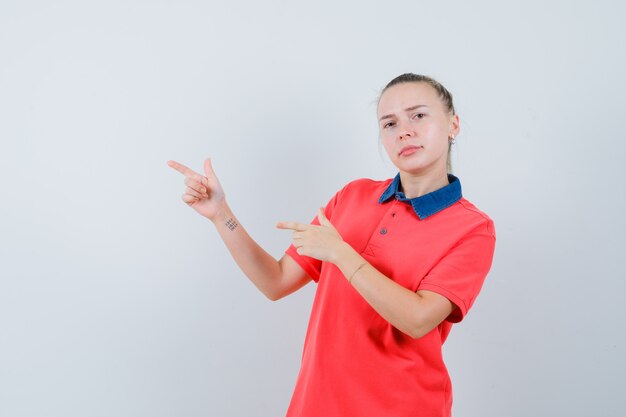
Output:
377,82,459,176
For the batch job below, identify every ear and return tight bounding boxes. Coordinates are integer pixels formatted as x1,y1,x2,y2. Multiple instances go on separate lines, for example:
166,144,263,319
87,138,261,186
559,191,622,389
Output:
449,114,460,138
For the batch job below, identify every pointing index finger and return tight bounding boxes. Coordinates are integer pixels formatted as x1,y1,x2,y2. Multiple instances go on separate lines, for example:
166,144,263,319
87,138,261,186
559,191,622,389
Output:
276,221,309,231
167,160,203,179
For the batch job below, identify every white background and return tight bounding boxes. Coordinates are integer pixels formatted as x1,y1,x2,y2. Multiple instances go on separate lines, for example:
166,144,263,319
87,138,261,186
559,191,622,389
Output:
1,1,624,416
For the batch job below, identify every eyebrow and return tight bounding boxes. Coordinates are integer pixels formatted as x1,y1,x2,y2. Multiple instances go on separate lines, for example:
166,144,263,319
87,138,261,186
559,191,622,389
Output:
378,105,429,121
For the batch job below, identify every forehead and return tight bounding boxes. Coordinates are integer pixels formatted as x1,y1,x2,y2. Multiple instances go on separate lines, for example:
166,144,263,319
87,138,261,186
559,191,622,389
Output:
377,82,441,115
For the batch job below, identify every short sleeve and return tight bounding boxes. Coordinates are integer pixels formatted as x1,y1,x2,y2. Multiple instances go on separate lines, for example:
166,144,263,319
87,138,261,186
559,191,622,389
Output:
284,185,346,283
417,219,496,323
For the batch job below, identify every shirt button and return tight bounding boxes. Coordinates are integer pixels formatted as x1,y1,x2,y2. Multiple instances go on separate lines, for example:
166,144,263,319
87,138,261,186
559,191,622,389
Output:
380,227,387,235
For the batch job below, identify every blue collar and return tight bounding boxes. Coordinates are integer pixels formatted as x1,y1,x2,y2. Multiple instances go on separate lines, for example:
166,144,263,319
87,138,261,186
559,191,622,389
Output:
378,173,463,220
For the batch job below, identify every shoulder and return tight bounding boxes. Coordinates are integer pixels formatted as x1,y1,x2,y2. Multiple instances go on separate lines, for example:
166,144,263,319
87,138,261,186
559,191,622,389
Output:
338,177,393,196
452,197,496,239
324,177,393,210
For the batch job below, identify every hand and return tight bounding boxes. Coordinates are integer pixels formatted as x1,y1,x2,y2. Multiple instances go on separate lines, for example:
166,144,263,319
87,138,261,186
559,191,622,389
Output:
276,208,348,263
167,158,226,221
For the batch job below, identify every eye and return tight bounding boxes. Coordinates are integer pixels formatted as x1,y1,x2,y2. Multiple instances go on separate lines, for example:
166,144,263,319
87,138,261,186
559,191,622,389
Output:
383,121,396,129
412,113,425,119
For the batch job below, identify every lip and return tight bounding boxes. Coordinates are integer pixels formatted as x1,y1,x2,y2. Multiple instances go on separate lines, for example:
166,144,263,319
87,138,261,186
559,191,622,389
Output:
398,145,422,156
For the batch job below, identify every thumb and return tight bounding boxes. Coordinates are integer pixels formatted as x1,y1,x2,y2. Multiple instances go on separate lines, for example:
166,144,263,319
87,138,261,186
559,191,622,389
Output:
204,158,215,178
317,207,332,227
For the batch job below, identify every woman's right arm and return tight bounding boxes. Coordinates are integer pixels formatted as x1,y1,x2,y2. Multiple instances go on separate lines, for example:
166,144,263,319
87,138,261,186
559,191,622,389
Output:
167,158,311,301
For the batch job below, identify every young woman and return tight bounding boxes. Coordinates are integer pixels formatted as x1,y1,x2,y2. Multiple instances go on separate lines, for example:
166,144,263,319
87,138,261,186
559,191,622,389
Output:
167,73,496,417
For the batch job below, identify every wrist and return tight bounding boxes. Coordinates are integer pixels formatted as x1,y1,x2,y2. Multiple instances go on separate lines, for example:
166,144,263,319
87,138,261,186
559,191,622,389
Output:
210,201,231,225
331,241,359,266
348,261,368,285
332,243,369,284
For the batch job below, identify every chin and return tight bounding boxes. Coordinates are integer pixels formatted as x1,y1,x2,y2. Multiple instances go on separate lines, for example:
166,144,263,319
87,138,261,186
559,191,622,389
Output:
394,158,426,171
396,160,443,176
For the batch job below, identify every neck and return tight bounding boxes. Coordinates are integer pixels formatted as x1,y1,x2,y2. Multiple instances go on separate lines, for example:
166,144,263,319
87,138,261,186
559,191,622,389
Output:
398,168,450,199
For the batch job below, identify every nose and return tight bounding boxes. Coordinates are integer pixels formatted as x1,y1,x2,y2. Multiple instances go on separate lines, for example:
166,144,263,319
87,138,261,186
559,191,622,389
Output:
397,120,414,141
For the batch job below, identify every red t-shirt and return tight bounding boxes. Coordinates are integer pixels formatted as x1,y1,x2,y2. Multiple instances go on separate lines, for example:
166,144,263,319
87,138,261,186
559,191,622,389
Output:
284,176,496,417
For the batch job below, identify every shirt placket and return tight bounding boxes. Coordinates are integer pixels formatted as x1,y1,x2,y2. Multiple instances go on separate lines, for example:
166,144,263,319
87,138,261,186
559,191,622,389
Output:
361,200,402,258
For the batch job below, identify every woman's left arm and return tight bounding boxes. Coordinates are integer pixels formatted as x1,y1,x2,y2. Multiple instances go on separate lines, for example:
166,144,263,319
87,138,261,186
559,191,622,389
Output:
277,208,455,339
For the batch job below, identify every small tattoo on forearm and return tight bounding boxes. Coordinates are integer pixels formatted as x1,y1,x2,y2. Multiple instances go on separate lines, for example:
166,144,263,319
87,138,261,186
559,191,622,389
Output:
225,218,239,231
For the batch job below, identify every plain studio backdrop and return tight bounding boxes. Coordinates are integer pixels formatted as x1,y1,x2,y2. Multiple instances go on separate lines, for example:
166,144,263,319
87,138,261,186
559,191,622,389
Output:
1,1,624,416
